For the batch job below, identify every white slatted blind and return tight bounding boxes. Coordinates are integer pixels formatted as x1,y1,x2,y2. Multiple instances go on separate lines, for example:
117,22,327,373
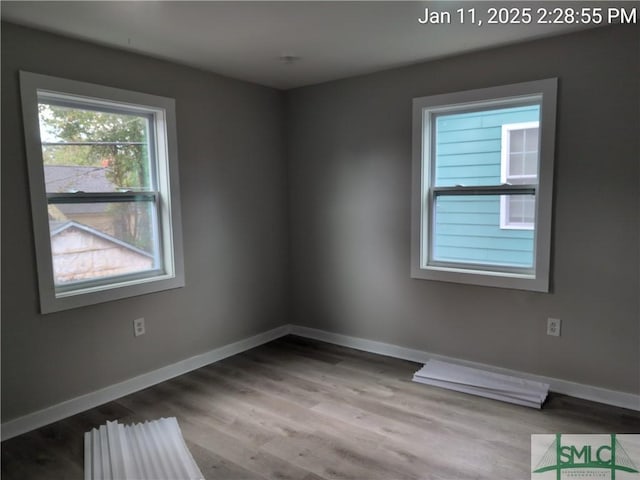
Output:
413,360,549,409
84,417,203,480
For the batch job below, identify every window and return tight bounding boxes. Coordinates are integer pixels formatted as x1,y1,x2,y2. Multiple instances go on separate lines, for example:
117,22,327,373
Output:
411,79,557,292
20,72,184,313
500,122,539,230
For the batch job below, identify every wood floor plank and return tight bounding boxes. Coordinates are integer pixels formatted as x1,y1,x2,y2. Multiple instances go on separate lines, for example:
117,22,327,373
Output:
260,430,421,480
185,440,266,480
2,335,638,480
181,419,324,480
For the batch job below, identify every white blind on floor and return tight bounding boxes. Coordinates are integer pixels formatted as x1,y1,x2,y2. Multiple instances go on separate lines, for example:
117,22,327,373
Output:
84,417,204,480
413,360,549,409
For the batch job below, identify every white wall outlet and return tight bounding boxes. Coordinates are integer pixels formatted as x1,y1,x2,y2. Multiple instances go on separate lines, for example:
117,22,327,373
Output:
547,317,561,337
133,318,145,337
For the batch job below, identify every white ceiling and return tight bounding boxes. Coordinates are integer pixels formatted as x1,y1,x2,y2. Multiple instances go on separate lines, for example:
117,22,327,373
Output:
1,1,612,89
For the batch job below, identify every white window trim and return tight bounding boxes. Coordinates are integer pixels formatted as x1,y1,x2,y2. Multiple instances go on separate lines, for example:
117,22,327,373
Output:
410,78,557,292
20,71,185,313
500,121,539,230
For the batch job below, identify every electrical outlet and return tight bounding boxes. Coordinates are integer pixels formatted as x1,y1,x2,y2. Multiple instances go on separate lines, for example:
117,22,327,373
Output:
133,318,145,337
547,317,561,337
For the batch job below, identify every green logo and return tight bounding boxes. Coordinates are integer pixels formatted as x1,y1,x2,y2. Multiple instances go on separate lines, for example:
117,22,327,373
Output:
532,434,639,480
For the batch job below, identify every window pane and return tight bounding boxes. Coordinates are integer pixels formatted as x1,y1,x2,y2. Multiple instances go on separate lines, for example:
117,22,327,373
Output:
524,127,538,151
48,201,159,286
507,195,536,226
38,103,153,192
510,129,524,152
523,153,538,176
434,105,540,187
509,153,524,176
510,196,524,217
433,194,534,268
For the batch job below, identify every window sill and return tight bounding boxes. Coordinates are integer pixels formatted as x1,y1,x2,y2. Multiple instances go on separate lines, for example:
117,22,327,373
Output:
411,264,548,292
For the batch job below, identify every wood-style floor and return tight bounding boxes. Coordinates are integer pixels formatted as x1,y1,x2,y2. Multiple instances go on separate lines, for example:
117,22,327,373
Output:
2,335,639,479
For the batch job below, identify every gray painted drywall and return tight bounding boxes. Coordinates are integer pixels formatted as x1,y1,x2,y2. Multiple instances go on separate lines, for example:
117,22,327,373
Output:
286,25,640,394
2,21,638,426
1,23,289,422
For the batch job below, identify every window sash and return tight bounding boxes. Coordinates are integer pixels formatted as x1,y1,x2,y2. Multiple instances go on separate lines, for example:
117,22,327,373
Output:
47,191,158,204
54,267,166,295
431,184,536,196
42,141,148,146
38,97,159,193
427,187,537,274
425,107,540,274
39,94,165,292
47,192,165,292
38,93,157,119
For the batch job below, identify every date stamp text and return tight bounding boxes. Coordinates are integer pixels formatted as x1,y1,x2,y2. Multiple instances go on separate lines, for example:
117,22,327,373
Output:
418,6,637,26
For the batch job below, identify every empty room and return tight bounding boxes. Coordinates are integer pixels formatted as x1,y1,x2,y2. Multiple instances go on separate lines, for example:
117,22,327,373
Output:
1,1,639,479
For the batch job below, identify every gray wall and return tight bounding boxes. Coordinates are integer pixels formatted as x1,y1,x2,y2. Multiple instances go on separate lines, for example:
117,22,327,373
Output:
2,21,638,425
286,25,639,394
1,23,289,422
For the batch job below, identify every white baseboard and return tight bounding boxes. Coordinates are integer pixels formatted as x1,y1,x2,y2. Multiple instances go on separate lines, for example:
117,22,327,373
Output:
3,322,638,441
290,325,640,412
1,324,292,441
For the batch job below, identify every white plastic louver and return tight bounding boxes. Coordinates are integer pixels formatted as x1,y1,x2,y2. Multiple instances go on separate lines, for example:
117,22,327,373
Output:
84,417,204,480
413,360,549,409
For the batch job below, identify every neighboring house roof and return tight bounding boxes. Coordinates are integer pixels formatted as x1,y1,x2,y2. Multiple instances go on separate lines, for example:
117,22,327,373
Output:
45,165,116,215
44,165,116,192
50,220,153,258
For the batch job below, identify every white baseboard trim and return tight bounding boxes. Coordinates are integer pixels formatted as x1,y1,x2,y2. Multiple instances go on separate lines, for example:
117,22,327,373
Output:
289,325,640,412
1,324,292,441
4,322,638,441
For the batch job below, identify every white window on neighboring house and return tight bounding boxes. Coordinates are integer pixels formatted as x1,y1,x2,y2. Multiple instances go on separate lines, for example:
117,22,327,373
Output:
500,122,539,230
20,72,185,313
